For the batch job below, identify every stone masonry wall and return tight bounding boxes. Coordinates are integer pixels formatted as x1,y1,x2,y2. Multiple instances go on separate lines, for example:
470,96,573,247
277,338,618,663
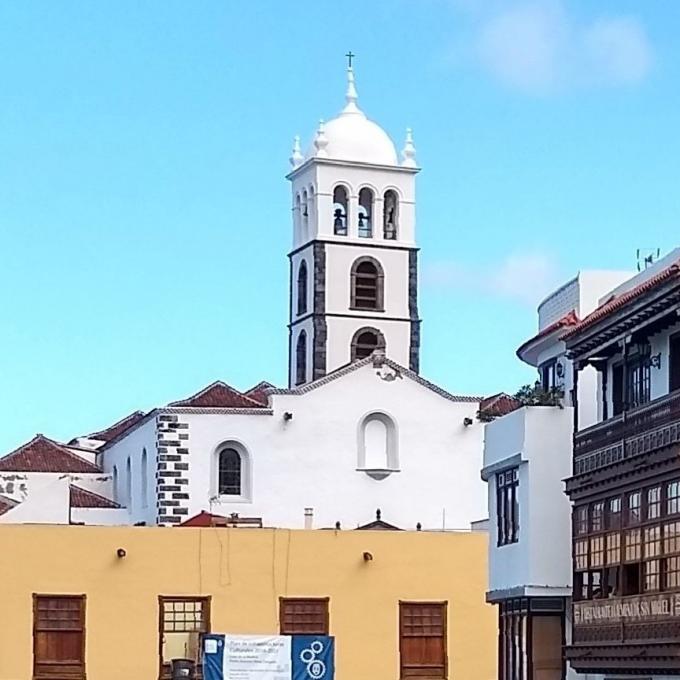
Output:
155,414,191,525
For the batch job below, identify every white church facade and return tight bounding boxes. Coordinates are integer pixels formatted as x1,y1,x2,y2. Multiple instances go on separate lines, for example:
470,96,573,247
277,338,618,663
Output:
0,66,489,530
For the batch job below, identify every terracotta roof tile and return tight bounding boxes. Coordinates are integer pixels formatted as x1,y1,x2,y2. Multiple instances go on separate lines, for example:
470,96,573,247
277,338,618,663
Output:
0,435,101,473
516,310,579,359
243,381,275,406
168,381,267,409
562,261,680,340
478,393,523,419
69,485,119,509
85,411,146,442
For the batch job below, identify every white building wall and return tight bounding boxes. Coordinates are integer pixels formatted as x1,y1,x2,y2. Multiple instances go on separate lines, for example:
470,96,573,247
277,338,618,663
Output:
168,366,484,530
102,416,158,525
484,407,573,596
325,317,411,372
0,476,71,524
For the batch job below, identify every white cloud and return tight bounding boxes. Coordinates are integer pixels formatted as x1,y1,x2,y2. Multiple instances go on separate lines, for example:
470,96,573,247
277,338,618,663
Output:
456,0,653,93
423,250,561,306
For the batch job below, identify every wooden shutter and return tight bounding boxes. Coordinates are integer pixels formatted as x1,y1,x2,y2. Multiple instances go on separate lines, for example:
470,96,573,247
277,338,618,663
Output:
399,602,447,679
33,595,86,680
279,598,329,635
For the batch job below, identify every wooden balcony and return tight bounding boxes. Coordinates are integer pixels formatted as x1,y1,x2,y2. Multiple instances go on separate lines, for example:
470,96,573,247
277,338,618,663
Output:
568,592,680,674
572,390,680,477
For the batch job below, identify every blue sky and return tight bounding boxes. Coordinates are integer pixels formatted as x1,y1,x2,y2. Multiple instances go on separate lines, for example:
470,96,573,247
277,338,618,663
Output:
1,0,679,452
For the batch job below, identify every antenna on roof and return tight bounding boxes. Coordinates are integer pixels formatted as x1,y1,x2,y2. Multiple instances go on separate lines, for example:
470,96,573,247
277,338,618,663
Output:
636,248,661,272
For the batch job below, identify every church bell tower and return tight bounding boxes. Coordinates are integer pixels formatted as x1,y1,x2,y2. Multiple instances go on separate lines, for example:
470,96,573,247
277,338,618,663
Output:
286,63,420,387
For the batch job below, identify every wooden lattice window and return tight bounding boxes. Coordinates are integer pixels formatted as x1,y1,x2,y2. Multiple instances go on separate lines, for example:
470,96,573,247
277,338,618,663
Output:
624,529,642,562
574,506,588,535
589,536,604,567
574,539,588,570
399,601,447,679
627,491,642,525
667,556,680,589
33,595,86,680
665,520,680,554
279,598,329,635
606,532,620,565
668,480,680,515
647,486,662,520
159,597,210,678
591,501,604,532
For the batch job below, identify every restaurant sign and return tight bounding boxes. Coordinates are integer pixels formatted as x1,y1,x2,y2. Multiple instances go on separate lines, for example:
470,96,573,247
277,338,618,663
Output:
574,593,680,625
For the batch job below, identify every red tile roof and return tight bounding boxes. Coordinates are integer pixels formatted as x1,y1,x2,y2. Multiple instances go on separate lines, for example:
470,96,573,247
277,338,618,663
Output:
244,381,275,406
0,494,17,516
478,393,523,419
179,511,263,527
0,435,101,473
168,381,267,408
69,485,119,509
85,411,146,442
562,260,680,340
516,310,579,359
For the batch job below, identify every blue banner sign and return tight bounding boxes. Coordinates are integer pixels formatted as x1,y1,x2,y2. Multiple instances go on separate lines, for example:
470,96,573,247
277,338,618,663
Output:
203,634,335,680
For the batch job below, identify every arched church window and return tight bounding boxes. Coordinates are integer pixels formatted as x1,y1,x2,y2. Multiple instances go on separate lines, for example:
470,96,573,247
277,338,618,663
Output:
141,448,148,509
126,457,132,507
296,330,307,385
350,257,384,310
218,448,242,496
351,327,386,361
333,186,348,236
358,412,399,473
358,188,373,238
297,261,308,315
112,465,118,503
301,189,309,236
295,193,301,240
383,190,398,240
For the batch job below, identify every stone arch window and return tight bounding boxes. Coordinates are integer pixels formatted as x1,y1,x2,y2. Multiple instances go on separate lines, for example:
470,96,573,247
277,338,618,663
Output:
218,447,242,496
358,412,399,474
141,448,148,509
125,457,132,507
296,330,307,385
351,327,386,361
333,185,348,236
297,260,308,315
358,188,373,238
383,189,399,240
350,257,384,310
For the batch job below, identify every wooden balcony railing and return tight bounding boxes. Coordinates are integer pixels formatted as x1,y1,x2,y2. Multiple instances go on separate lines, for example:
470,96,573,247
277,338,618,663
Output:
572,592,680,645
573,390,680,475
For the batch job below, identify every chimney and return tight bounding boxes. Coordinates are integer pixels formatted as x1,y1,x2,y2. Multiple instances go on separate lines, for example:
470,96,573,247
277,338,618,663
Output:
304,507,314,530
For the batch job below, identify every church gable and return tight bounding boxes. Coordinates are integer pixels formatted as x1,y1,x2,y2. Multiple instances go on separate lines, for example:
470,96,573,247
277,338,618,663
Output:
272,354,480,405
0,435,101,473
168,381,268,409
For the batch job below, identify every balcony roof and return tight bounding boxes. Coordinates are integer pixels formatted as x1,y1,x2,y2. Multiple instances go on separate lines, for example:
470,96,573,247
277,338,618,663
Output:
563,258,680,359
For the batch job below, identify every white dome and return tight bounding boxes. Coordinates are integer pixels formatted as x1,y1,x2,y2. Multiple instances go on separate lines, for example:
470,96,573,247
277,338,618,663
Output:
316,112,398,166
303,68,399,167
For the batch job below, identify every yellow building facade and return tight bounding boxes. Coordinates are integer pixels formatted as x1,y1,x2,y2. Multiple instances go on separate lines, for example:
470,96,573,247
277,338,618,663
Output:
0,525,495,680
